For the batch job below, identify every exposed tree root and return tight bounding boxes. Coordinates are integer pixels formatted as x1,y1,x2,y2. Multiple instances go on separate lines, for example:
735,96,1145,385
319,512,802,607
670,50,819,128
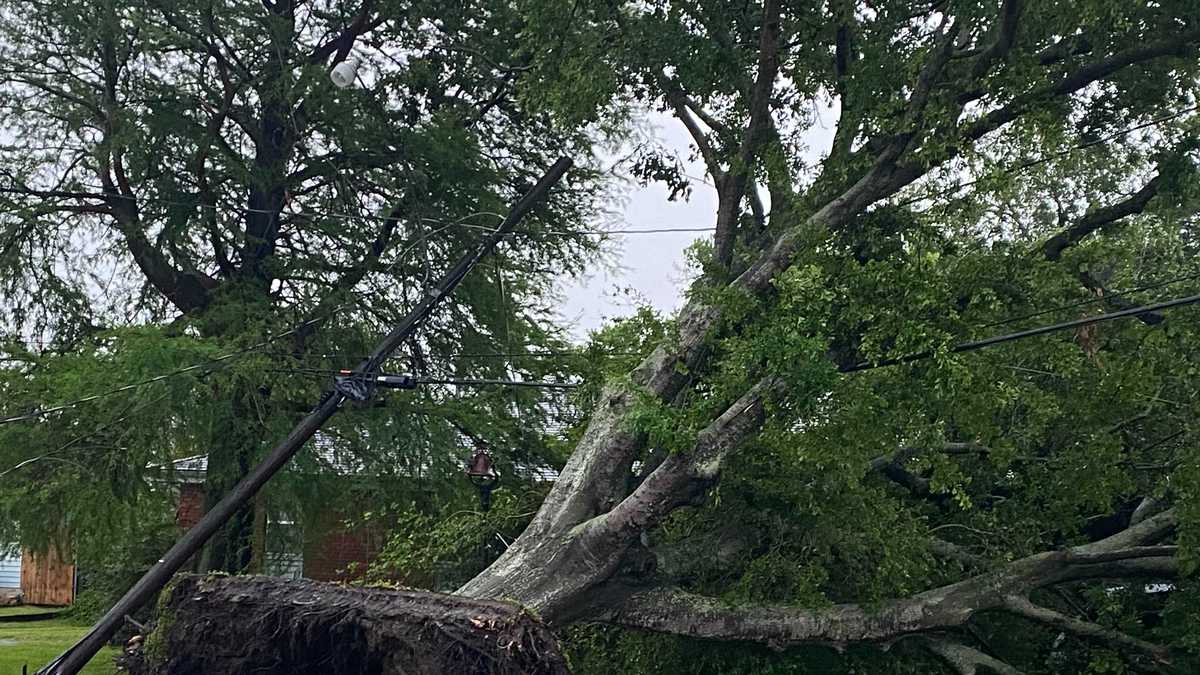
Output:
120,575,569,675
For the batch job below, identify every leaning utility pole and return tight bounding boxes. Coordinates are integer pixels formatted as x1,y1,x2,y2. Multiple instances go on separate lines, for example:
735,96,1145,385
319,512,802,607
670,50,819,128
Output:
41,157,573,675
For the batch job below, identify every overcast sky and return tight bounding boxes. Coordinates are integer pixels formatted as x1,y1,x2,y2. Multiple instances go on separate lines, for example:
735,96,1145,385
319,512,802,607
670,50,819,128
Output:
558,109,836,341
556,117,717,340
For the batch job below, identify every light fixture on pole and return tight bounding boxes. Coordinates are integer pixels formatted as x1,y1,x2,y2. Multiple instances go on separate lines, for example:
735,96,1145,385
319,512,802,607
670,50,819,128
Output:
330,57,360,88
466,448,501,512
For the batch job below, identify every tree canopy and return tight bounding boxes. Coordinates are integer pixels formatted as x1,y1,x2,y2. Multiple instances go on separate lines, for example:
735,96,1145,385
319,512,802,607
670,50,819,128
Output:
0,0,603,571
4,1,1200,674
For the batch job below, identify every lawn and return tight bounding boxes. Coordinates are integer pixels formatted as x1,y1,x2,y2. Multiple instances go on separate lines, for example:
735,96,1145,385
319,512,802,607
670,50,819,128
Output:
0,606,59,618
0,618,120,674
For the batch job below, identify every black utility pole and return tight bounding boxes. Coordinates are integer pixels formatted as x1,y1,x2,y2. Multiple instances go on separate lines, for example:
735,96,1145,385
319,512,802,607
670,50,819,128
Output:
41,157,573,675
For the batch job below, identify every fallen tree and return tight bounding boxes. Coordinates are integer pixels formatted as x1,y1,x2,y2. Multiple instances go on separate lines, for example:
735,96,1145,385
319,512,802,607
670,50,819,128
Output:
128,507,1178,673
120,576,569,675
7,0,1200,673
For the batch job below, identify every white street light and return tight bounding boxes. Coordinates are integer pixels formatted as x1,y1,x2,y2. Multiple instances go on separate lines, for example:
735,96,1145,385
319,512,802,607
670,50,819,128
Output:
330,57,360,88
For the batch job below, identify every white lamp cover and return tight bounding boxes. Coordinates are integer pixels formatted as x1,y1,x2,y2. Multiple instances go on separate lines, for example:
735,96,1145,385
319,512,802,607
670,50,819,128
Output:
330,58,359,88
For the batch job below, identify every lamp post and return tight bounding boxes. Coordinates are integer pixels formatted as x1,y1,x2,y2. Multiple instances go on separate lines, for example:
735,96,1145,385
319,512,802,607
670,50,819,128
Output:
466,449,501,512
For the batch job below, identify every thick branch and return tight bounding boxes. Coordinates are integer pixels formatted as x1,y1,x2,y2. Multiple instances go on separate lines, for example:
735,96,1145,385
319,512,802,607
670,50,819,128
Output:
1040,175,1163,262
967,0,1022,79
1002,595,1171,665
961,29,1200,144
712,0,781,270
601,511,1177,648
310,1,385,64
868,442,988,473
661,76,724,181
602,377,779,540
925,639,1025,675
867,442,988,498
1131,496,1166,526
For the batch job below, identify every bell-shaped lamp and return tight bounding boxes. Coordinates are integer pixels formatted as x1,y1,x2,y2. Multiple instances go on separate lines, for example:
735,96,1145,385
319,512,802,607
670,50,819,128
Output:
466,449,501,511
466,450,500,488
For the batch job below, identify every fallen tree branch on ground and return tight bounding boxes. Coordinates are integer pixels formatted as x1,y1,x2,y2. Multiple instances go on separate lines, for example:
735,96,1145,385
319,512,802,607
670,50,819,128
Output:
596,510,1177,649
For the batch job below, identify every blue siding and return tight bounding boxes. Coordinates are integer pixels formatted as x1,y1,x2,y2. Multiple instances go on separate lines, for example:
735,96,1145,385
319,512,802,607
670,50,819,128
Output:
0,548,19,588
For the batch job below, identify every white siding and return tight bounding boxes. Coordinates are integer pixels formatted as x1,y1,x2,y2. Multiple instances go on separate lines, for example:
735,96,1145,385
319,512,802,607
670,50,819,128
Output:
264,521,303,581
0,548,20,588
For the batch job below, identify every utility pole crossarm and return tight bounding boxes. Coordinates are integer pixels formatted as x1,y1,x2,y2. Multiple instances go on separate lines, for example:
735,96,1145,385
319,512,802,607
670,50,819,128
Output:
41,157,573,675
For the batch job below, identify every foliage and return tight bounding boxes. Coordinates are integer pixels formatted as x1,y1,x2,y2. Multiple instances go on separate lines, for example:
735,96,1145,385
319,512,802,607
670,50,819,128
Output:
4,0,1200,673
366,488,548,591
506,0,1200,672
0,0,608,573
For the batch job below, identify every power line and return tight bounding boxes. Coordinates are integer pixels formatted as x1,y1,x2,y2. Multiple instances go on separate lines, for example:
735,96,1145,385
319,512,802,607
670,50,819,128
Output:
6,257,1197,407
10,267,1197,356
417,376,578,389
0,219,482,425
0,347,251,425
272,367,580,389
3,109,1195,426
9,105,1192,239
263,348,647,362
895,103,1200,208
0,188,716,237
979,271,1200,329
12,267,1196,367
7,290,1196,426
840,291,1200,373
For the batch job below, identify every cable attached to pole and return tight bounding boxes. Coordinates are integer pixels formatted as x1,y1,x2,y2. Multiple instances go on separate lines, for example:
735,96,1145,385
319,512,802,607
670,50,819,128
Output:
840,292,1200,373
332,370,579,397
39,157,574,675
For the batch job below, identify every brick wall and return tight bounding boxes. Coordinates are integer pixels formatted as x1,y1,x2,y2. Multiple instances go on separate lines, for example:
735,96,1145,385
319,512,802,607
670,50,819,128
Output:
172,481,384,581
175,483,205,530
302,519,386,582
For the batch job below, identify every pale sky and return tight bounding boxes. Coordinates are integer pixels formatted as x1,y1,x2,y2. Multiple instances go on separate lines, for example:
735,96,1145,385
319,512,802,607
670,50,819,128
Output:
559,108,836,341
557,116,717,340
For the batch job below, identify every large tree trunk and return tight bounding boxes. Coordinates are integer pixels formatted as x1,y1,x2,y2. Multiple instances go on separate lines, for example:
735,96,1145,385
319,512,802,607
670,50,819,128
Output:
121,575,570,675
200,377,272,574
105,4,1198,673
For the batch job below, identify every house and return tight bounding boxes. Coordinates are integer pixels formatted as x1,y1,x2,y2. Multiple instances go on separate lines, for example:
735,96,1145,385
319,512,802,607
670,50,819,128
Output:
167,443,560,583
170,454,386,582
0,547,20,605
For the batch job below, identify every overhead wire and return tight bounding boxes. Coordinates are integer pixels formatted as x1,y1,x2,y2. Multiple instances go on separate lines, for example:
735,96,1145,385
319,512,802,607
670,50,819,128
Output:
0,188,719,237
29,105,1191,239
13,104,1191,234
894,103,1200,208
978,270,1200,329
4,263,1197,425
10,262,1197,363
0,219,472,425
282,370,580,389
5,290,1198,426
1,106,1195,425
839,292,1200,373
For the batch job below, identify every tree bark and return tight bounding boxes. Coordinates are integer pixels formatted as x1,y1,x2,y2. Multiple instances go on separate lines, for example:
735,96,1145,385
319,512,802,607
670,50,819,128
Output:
595,510,1177,649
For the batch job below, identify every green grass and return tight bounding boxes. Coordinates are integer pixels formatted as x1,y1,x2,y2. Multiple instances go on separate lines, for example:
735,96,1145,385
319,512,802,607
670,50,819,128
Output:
0,606,60,618
0,618,120,674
